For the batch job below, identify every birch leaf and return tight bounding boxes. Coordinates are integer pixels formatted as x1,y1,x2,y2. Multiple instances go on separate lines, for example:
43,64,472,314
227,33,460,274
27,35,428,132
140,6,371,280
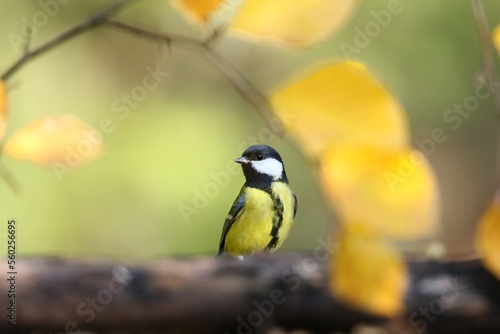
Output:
172,0,225,24
476,190,500,279
493,23,500,53
231,0,358,47
270,62,409,159
321,145,439,240
0,81,7,141
4,115,103,167
330,229,407,317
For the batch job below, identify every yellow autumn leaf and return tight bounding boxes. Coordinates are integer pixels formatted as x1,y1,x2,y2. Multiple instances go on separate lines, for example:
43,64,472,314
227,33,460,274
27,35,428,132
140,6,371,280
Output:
270,61,409,159
0,81,7,141
321,145,439,240
493,24,500,53
330,229,407,317
476,190,500,279
171,0,224,24
231,0,358,47
3,115,103,166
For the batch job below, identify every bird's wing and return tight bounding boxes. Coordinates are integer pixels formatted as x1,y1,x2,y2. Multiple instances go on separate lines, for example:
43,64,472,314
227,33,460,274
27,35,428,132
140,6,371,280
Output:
293,192,298,218
218,186,246,255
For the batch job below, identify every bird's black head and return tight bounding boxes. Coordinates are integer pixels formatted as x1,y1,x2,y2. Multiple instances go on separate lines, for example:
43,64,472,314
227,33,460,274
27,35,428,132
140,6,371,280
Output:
235,144,289,187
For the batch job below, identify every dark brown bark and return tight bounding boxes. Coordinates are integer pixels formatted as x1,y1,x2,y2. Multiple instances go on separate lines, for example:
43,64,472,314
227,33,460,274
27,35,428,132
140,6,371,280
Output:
0,254,499,334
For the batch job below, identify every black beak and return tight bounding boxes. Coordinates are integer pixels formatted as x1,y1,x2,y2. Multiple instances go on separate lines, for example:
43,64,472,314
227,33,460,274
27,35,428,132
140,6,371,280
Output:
235,156,250,164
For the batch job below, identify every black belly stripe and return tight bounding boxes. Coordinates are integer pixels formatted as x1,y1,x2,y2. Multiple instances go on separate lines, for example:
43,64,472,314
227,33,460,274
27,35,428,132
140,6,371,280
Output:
266,195,284,251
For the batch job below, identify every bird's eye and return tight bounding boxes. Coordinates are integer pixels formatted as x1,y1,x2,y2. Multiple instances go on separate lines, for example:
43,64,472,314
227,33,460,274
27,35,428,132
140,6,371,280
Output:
256,154,263,160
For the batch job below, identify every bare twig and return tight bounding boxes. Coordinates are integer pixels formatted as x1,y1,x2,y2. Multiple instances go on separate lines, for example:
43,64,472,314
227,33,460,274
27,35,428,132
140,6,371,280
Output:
0,2,283,136
0,2,295,193
22,26,33,56
106,19,208,52
0,160,21,194
471,0,500,186
0,0,136,192
1,0,135,81
204,49,277,124
106,19,280,133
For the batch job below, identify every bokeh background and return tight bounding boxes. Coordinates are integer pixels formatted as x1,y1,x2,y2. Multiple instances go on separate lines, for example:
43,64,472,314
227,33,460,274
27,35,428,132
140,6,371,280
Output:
0,0,499,258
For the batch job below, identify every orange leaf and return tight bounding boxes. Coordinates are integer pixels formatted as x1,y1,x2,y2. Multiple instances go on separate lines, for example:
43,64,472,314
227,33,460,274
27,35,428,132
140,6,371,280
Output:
321,145,439,240
493,24,500,53
330,229,407,317
476,191,500,279
0,81,7,141
231,0,358,47
3,115,103,167
172,0,224,24
270,61,409,159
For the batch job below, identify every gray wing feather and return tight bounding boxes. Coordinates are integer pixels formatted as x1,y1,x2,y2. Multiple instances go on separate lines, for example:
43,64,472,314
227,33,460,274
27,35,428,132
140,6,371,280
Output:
217,187,246,255
293,193,298,218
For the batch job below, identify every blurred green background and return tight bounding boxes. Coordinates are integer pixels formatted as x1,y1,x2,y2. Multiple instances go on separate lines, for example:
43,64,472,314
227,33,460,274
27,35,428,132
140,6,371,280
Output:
0,0,498,258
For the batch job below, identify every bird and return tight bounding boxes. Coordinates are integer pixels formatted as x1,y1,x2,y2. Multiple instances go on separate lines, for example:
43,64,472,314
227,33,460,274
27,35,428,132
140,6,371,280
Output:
218,144,297,256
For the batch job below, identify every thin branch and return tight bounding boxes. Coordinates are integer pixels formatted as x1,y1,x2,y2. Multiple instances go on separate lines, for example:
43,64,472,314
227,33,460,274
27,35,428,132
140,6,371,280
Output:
0,4,293,193
205,25,228,47
106,19,208,52
471,0,500,186
1,0,135,81
106,19,280,134
22,26,33,56
0,5,283,136
204,49,277,125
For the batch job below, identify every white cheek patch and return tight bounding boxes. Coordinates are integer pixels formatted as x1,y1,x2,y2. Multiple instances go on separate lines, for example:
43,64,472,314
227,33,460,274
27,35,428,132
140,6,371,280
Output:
252,158,283,178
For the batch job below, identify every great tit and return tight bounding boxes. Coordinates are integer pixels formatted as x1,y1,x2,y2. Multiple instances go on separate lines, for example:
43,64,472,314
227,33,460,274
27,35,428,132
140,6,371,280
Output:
218,144,297,256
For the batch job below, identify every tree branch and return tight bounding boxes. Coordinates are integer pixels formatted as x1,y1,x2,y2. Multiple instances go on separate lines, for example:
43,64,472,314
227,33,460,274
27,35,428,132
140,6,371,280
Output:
204,48,278,127
106,19,280,133
0,3,284,136
0,255,499,333
1,0,135,81
1,6,283,136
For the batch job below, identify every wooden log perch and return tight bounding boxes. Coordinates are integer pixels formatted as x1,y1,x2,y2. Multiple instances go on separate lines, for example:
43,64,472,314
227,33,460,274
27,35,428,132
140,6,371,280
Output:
0,254,499,334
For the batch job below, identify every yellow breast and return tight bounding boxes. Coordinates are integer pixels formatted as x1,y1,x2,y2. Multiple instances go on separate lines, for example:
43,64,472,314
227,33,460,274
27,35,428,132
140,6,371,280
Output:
224,182,295,255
